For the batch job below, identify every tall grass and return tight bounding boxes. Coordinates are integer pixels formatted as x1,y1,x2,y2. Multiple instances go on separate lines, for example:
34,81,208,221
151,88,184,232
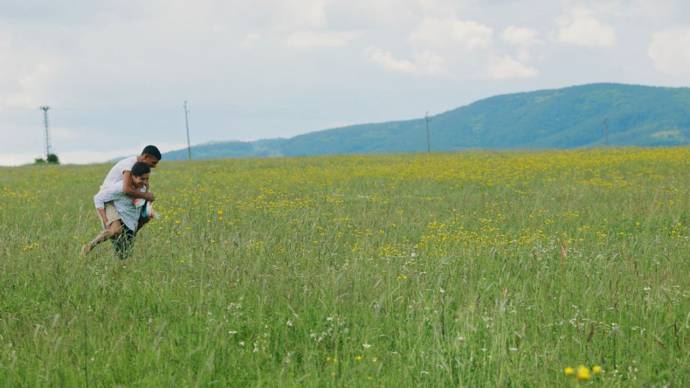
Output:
1,148,689,386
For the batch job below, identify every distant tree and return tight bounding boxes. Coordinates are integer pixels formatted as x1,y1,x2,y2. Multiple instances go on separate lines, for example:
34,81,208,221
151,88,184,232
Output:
34,158,46,164
47,154,60,164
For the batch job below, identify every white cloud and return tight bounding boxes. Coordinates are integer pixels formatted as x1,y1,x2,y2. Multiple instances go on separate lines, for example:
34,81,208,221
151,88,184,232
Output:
366,48,449,76
502,26,541,62
331,0,418,26
410,17,493,50
284,30,359,48
367,48,417,73
487,55,538,79
3,0,690,164
51,127,81,141
648,27,690,75
414,51,449,76
271,0,329,30
622,0,685,21
555,6,616,47
1,61,64,109
240,33,261,48
502,26,540,46
0,27,64,109
415,0,464,17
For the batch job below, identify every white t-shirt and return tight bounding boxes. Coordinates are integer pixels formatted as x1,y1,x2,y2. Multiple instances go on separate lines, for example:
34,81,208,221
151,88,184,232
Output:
101,156,137,189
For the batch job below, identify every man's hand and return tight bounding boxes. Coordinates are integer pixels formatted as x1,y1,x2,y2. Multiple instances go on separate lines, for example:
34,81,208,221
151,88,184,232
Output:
143,192,155,202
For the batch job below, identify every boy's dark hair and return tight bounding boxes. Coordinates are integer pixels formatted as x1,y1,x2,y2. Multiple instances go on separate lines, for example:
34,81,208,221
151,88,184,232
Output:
131,162,151,177
141,145,162,160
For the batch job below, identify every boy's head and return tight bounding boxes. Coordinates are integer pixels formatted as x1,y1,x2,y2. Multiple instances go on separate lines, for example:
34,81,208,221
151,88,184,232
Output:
131,162,151,188
140,145,162,168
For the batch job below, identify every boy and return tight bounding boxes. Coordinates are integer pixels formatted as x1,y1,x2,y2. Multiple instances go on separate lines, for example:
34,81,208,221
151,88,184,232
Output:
82,162,154,259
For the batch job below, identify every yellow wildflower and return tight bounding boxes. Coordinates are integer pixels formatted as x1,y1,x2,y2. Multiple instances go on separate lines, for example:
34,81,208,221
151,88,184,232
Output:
564,367,575,377
576,365,591,381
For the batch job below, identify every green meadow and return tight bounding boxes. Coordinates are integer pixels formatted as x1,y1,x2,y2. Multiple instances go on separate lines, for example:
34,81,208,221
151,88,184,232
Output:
1,148,689,386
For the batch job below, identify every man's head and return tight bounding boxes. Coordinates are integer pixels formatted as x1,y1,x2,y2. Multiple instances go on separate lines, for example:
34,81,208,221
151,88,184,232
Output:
131,162,151,188
139,145,162,168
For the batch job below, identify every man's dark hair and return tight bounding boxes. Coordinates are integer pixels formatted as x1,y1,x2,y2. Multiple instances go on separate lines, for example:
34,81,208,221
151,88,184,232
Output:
131,162,151,177
141,145,162,160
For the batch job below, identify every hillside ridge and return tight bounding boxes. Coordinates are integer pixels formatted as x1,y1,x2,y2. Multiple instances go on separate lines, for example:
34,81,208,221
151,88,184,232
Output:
165,83,690,160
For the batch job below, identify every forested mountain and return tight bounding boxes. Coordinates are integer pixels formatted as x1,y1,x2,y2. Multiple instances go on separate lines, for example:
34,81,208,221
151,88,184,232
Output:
165,83,690,160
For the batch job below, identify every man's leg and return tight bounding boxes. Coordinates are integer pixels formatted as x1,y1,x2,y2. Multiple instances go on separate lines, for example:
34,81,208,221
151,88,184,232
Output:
113,225,136,260
138,216,151,230
137,201,154,230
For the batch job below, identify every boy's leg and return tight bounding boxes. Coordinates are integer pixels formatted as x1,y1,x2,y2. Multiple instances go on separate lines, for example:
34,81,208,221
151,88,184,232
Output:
82,220,123,255
81,203,123,256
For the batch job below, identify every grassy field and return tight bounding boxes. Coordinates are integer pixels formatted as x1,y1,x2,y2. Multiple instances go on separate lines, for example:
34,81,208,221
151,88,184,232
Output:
1,148,689,386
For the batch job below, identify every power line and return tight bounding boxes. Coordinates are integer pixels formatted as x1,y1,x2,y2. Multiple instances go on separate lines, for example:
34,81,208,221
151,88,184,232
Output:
40,106,51,159
603,118,609,146
184,100,192,160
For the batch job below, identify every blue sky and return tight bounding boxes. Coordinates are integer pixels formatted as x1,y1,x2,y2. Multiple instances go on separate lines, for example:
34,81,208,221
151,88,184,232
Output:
1,0,689,165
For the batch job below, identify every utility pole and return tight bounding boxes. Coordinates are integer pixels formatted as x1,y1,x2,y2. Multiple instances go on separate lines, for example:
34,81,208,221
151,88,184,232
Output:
425,111,431,153
184,100,192,160
40,106,51,159
603,118,609,146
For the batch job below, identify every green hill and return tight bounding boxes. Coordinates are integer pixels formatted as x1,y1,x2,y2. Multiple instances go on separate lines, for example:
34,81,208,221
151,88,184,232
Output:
165,83,690,160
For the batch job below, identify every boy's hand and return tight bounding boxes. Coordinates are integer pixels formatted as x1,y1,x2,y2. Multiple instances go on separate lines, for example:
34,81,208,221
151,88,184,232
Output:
143,192,156,202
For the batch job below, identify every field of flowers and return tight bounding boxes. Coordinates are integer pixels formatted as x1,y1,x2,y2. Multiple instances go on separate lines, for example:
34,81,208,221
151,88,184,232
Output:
1,148,689,386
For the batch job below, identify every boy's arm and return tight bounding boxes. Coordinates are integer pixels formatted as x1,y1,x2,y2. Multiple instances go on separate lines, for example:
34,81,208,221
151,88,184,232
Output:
96,207,108,227
94,190,108,210
122,171,155,201
93,190,111,226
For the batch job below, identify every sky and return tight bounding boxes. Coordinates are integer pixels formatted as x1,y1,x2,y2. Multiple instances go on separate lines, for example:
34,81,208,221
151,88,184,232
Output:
1,0,690,165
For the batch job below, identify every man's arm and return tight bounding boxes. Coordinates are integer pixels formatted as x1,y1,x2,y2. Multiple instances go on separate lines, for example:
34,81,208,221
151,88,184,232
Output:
122,171,155,201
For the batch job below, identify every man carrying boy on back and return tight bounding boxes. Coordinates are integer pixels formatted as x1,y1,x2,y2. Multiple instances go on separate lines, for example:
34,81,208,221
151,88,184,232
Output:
82,162,154,258
81,145,162,258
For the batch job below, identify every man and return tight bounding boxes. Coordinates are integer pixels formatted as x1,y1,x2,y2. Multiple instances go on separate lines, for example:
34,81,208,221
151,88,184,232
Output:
99,145,160,205
82,145,162,258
